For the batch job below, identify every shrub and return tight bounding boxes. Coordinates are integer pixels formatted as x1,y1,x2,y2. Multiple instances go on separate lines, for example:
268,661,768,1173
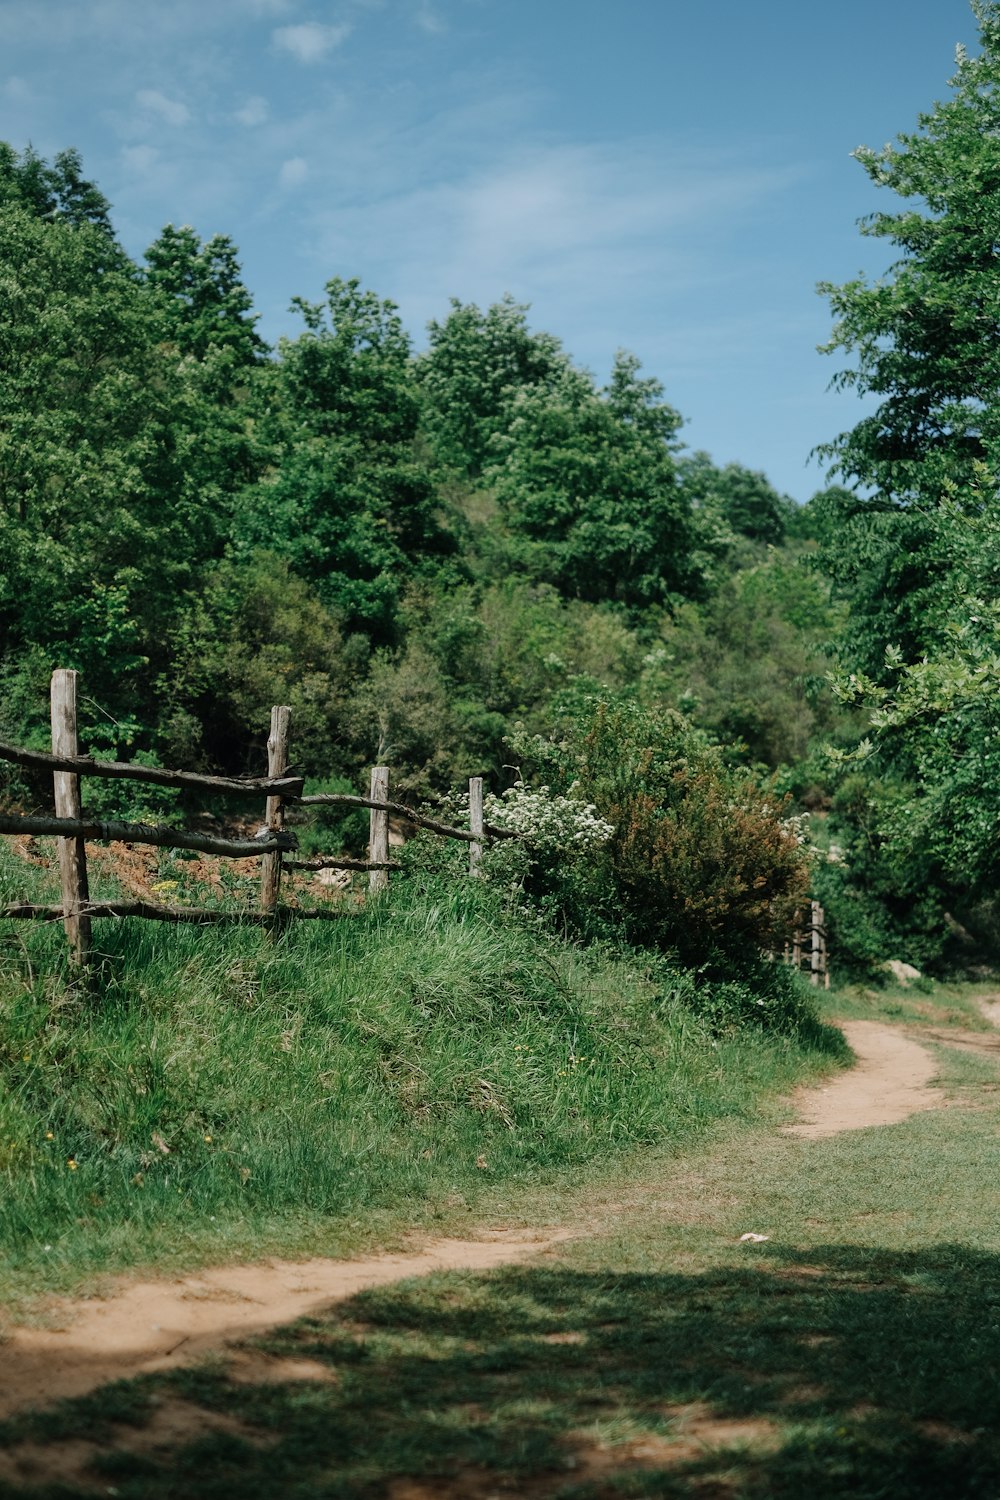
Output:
507,697,811,972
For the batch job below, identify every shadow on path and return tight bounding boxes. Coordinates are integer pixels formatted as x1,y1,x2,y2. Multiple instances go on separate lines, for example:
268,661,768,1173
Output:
2,1241,999,1497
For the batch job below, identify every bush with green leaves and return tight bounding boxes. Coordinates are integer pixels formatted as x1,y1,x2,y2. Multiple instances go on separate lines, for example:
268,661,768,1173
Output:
506,698,811,972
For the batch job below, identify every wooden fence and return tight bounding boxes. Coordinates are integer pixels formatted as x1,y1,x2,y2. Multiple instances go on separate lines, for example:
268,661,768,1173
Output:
785,901,829,989
0,670,516,967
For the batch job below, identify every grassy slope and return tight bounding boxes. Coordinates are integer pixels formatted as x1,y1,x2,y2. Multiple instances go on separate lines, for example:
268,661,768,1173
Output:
1,987,997,1498
0,842,842,1311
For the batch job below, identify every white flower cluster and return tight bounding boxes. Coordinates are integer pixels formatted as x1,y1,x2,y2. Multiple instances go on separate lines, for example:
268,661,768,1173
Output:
484,781,613,858
780,811,811,847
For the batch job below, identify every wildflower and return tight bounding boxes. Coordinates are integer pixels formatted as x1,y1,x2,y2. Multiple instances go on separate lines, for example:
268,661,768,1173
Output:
203,1133,213,1143
44,1131,54,1140
67,1158,78,1171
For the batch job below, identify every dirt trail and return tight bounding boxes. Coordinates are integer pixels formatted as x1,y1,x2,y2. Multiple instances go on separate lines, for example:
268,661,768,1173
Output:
0,1014,980,1424
0,1228,571,1421
782,1020,946,1138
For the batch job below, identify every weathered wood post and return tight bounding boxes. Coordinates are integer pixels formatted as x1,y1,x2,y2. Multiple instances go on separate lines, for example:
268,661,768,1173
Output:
810,899,823,988
260,705,291,917
368,766,390,895
791,912,802,975
50,669,91,967
469,776,484,877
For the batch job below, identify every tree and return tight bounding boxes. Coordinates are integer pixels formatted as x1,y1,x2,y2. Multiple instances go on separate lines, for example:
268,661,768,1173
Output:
0,193,258,754
488,352,696,606
237,278,452,638
144,224,266,367
818,2,1000,503
417,295,570,478
677,455,793,546
0,142,114,236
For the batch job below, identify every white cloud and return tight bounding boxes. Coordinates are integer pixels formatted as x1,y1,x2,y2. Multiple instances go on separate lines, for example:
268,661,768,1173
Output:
235,95,269,126
136,88,191,126
413,4,446,34
121,143,160,175
279,155,308,188
273,21,350,63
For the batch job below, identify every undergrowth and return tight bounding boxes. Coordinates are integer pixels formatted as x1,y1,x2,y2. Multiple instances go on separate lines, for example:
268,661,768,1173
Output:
0,843,844,1301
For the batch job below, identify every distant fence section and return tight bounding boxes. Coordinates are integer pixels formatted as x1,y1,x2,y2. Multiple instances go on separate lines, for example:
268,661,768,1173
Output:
785,901,829,989
0,670,516,967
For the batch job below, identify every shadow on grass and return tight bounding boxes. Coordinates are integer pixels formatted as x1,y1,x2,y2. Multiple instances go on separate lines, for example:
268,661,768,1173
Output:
3,1242,1000,1498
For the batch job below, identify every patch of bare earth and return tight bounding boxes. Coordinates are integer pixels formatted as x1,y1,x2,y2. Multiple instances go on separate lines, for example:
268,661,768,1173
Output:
387,1405,779,1500
782,1020,946,1137
0,1228,571,1422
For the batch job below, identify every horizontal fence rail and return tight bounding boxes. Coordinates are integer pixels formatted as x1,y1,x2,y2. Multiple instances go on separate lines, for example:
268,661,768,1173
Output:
299,791,517,844
0,814,298,859
0,901,349,925
0,673,514,966
0,740,304,799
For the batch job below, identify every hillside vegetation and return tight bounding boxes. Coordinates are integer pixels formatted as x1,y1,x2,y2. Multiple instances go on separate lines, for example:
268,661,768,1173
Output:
3,6,1000,1082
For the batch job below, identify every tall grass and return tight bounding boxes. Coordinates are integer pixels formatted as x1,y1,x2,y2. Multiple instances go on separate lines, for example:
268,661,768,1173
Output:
0,847,844,1299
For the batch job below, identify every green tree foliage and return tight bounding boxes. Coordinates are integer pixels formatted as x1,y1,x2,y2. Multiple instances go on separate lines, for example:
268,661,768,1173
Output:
818,2,1000,504
0,202,230,724
418,295,570,478
144,223,266,367
0,142,113,235
807,9,1000,970
645,554,846,768
238,278,452,638
488,352,695,606
166,552,362,775
678,451,794,547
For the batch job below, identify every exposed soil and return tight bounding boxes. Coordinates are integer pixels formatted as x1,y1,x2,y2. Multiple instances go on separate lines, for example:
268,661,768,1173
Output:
0,1007,991,1491
0,1228,572,1422
782,1020,946,1138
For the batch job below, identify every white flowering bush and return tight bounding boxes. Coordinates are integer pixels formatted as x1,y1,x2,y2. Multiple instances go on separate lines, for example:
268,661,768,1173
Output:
483,781,613,858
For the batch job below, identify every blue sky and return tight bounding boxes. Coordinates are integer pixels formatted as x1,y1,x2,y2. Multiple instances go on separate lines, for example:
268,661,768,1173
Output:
0,0,981,501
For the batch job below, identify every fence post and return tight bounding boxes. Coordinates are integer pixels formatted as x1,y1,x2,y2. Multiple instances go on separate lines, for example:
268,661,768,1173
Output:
810,899,823,988
791,912,802,975
469,776,484,877
368,766,390,895
50,669,91,967
260,706,291,917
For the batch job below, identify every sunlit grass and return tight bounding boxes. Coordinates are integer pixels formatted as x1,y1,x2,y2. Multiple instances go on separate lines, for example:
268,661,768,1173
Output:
0,847,843,1311
1,1021,997,1497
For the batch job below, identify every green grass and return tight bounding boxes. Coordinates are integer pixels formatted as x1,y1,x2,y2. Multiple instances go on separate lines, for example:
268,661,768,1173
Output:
822,977,997,1031
1,1030,998,1497
0,846,842,1312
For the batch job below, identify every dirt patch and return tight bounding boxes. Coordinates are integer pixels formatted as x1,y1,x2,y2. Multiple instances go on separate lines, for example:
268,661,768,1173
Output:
386,1405,779,1500
782,1021,945,1138
0,1228,571,1422
0,1397,268,1492
979,995,1000,1029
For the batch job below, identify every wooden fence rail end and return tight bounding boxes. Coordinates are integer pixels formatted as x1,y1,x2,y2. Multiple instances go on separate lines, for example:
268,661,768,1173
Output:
0,814,297,860
0,741,304,799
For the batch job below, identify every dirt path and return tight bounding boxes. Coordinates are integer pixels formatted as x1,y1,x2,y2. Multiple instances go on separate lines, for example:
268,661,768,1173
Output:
782,1019,945,1138
0,1228,572,1421
0,1017,970,1425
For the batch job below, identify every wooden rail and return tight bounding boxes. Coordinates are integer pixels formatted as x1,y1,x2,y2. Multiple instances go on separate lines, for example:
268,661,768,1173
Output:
0,815,297,859
0,671,511,965
0,740,304,799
